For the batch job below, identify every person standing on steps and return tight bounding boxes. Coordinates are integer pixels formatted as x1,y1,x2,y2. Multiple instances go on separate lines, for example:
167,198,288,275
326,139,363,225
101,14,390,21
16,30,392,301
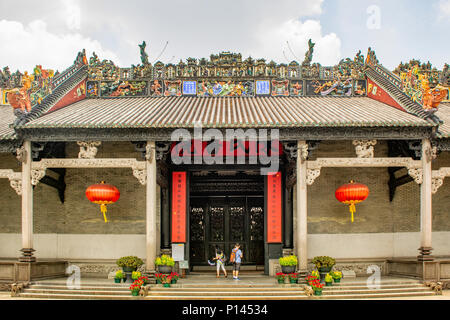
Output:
231,243,243,280
213,249,227,278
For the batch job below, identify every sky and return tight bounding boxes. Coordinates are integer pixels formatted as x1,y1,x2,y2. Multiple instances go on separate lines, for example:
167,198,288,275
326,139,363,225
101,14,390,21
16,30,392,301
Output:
0,0,449,73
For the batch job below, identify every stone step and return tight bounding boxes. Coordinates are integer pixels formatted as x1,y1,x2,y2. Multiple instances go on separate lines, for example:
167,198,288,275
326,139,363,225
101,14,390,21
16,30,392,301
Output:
149,290,305,297
29,284,131,290
144,291,436,300
19,293,139,300
23,288,131,296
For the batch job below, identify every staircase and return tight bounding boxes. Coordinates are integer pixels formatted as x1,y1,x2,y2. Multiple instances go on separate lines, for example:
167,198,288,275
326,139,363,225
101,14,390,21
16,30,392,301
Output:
17,277,437,300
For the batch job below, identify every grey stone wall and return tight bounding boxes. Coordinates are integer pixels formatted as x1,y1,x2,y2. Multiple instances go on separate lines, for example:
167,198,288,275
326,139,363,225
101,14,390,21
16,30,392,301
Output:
0,141,448,237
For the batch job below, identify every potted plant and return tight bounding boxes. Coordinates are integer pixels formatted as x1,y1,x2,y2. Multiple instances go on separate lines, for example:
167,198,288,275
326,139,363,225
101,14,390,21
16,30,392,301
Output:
306,274,319,286
116,256,144,272
331,271,343,283
161,275,172,287
114,270,123,283
155,273,163,284
155,255,175,274
275,273,286,284
312,256,336,281
129,280,142,296
279,255,298,274
310,279,324,296
132,271,142,280
288,273,298,284
170,272,179,284
324,273,333,286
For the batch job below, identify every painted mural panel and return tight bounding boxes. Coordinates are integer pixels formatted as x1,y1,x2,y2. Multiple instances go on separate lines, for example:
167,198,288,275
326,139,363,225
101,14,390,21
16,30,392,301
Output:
150,80,163,96
290,81,303,96
87,81,99,97
100,80,147,97
197,80,254,97
164,80,182,96
306,79,353,97
271,80,289,97
354,80,367,96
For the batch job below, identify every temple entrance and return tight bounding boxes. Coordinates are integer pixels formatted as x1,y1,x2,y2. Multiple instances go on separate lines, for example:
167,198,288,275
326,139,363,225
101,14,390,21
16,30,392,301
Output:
189,195,265,266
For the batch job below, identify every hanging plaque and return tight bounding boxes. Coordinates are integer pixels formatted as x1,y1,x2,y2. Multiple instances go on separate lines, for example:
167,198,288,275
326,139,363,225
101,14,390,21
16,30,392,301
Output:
172,172,187,243
267,172,282,243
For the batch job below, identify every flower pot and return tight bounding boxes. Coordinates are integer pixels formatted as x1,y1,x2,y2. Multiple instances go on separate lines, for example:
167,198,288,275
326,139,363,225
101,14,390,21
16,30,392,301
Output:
158,265,173,274
313,290,322,296
281,266,296,274
123,266,137,273
289,279,298,284
277,279,285,284
325,281,332,286
171,279,177,284
333,278,341,283
163,283,170,288
114,278,121,283
318,267,332,281
131,290,139,296
156,279,162,284
123,278,127,283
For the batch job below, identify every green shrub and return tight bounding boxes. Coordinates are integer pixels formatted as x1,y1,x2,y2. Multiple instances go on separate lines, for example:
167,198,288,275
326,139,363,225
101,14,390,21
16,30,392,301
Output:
279,255,298,267
325,273,333,283
312,256,336,269
116,256,144,269
115,270,124,279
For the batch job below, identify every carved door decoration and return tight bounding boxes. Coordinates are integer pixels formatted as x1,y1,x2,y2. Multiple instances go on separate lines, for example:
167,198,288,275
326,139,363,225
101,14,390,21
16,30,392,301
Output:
189,196,264,266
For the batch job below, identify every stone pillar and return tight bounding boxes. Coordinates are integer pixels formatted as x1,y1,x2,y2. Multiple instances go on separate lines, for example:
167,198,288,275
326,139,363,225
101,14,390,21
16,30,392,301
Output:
161,188,171,250
418,138,433,261
296,141,308,275
19,140,36,262
283,187,293,253
146,141,157,273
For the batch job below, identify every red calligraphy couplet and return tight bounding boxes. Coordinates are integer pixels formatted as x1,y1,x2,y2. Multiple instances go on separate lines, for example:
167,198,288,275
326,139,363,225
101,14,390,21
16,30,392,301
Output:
172,172,187,243
267,172,282,243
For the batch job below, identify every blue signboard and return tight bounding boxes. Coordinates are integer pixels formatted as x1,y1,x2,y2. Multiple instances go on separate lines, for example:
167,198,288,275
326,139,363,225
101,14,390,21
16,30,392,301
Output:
183,81,197,95
256,80,270,95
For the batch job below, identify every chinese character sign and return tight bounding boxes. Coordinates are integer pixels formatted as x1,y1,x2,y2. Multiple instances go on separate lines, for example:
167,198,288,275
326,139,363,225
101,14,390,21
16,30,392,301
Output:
267,172,282,243
256,80,270,95
183,81,197,95
172,172,187,243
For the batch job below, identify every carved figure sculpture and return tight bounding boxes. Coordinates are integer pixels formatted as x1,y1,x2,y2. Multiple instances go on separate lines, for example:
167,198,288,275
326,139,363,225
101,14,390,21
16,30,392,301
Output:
302,39,315,66
139,41,149,65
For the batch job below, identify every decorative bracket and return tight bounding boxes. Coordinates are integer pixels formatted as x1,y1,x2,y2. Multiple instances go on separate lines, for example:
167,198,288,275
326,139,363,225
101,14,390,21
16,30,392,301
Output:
133,168,147,185
0,170,22,195
31,169,46,186
145,143,155,163
299,143,309,161
407,168,423,185
156,143,171,161
306,169,321,186
431,167,450,194
353,140,377,158
16,146,27,164
77,141,101,159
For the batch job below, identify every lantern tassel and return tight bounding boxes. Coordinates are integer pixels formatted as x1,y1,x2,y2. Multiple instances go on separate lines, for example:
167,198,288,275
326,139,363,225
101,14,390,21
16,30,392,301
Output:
349,203,356,223
100,204,108,223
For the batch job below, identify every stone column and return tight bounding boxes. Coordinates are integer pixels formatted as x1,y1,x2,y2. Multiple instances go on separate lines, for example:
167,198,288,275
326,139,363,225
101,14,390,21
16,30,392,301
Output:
296,141,308,275
146,141,157,273
418,138,433,261
19,140,36,262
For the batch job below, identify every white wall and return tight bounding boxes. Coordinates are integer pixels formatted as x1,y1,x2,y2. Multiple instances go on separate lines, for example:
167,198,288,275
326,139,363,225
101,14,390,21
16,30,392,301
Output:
0,232,449,260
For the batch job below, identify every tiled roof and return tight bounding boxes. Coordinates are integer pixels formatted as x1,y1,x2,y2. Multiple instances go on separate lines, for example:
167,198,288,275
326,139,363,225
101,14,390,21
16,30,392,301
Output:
436,102,450,138
0,105,17,140
20,96,432,129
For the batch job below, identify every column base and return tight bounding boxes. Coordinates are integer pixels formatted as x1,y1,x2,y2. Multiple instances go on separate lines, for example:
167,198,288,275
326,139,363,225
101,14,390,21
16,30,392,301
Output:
418,247,434,261
19,248,36,263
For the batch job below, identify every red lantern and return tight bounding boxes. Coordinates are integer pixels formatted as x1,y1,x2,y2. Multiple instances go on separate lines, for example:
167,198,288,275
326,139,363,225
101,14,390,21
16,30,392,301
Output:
335,180,369,223
86,181,120,223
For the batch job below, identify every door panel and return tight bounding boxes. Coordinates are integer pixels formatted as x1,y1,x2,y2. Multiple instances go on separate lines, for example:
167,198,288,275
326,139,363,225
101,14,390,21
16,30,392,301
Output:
190,196,264,265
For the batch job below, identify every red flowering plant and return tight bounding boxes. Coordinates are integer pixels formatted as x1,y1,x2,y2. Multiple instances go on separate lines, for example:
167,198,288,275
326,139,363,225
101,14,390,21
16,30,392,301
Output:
138,276,149,285
129,280,142,293
288,273,298,280
161,275,172,284
170,272,179,281
276,273,286,281
306,275,319,286
309,279,324,291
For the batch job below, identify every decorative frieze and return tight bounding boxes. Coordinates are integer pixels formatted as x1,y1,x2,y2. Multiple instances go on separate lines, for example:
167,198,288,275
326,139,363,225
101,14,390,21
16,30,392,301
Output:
133,168,147,185
77,141,101,159
306,169,321,186
353,140,377,158
307,157,422,170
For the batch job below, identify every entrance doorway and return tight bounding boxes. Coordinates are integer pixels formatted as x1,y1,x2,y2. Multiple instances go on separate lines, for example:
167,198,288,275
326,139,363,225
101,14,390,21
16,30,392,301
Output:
189,196,265,266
